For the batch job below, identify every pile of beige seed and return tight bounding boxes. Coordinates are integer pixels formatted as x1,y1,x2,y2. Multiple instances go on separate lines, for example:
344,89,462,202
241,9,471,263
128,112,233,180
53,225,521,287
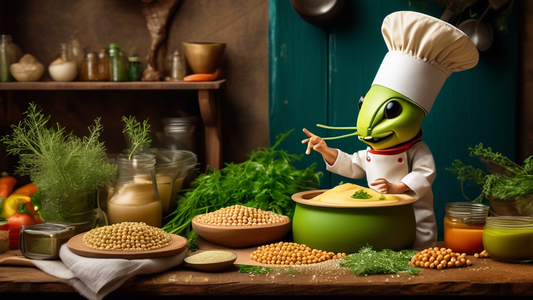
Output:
250,241,346,265
82,222,173,251
194,205,289,226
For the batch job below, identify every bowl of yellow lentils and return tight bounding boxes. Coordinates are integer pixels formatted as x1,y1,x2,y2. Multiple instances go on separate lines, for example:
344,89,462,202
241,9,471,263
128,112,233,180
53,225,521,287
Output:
191,205,291,248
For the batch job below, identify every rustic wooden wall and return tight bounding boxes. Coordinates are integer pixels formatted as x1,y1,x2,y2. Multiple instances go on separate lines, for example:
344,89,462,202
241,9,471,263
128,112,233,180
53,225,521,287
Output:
0,0,269,175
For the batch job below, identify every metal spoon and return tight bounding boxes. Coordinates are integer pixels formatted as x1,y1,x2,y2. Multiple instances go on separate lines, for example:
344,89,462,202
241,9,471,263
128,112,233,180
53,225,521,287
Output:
457,4,494,51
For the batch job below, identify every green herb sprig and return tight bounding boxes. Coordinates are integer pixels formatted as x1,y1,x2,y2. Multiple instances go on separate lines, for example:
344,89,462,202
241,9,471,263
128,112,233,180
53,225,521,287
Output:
339,244,420,276
161,129,322,249
122,116,151,159
1,103,118,222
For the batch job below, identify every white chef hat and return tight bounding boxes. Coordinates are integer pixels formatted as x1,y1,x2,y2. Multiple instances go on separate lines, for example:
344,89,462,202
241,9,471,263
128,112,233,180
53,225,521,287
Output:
371,11,479,114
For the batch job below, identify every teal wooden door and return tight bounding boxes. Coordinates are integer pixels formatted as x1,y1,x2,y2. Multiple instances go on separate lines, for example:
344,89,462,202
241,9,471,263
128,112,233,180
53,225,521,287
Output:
269,0,518,239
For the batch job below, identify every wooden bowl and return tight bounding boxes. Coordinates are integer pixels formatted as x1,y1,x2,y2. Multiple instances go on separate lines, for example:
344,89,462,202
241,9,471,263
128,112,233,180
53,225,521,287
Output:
192,215,291,248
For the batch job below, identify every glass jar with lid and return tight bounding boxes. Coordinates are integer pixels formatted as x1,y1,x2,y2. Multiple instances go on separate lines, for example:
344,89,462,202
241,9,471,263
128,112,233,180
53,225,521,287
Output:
106,153,162,227
443,202,489,254
483,216,533,263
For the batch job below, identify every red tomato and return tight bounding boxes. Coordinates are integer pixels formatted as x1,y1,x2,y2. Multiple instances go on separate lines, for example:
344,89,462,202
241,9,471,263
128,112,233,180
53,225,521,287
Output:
4,213,35,249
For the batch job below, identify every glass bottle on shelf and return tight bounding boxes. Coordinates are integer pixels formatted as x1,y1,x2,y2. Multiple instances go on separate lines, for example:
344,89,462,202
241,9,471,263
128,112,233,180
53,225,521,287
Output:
59,43,70,62
0,34,23,82
106,152,162,227
127,54,140,81
97,48,110,81
108,43,128,82
68,37,85,79
80,52,98,81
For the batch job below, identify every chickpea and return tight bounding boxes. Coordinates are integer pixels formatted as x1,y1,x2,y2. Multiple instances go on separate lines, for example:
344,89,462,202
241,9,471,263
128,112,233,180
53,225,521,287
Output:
249,241,346,265
195,205,289,226
83,222,172,251
409,247,473,269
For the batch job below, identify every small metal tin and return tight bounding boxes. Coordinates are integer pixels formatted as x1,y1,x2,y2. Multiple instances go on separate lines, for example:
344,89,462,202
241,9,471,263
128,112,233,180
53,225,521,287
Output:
19,223,76,260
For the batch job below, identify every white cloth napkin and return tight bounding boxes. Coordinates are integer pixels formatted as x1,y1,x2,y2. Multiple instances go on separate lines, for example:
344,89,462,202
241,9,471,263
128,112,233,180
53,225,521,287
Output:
32,244,187,300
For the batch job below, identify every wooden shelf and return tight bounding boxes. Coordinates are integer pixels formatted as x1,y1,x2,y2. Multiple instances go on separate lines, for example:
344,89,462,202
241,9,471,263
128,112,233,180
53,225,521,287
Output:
0,79,225,170
0,80,225,91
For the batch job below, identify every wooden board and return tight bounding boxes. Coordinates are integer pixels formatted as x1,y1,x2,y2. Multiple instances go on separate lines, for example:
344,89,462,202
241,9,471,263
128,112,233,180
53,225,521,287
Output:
292,190,418,208
67,233,188,259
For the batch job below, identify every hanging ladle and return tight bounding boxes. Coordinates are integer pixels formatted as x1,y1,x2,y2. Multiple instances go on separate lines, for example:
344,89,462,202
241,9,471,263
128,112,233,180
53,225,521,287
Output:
457,4,494,51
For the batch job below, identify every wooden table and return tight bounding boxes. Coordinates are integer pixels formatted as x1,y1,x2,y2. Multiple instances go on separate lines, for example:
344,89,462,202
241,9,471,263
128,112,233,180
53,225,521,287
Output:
1,239,532,299
0,80,225,171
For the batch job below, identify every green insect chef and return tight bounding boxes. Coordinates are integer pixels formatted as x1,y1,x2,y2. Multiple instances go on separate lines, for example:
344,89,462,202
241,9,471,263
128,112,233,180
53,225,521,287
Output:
302,11,479,250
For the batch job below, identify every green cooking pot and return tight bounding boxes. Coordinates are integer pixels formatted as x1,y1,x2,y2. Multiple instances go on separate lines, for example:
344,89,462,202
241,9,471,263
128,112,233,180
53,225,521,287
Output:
291,190,417,254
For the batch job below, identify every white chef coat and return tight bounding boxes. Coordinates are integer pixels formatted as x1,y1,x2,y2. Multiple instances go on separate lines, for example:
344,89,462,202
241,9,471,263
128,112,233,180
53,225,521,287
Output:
326,140,437,250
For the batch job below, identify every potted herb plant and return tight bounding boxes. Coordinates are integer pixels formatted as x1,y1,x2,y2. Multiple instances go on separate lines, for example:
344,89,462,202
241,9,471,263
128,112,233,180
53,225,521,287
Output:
1,103,118,232
447,143,533,216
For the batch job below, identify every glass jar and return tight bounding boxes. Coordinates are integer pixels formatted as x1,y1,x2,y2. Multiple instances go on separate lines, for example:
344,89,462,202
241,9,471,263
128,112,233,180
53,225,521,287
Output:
443,202,489,254
483,216,533,263
153,149,198,217
108,43,128,82
80,52,99,81
167,50,186,81
156,117,198,152
0,34,23,82
107,153,162,227
97,48,110,81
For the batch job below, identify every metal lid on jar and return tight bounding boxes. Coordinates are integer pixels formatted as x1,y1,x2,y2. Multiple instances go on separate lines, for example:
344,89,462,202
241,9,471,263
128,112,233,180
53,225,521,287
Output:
21,223,75,235
445,202,489,224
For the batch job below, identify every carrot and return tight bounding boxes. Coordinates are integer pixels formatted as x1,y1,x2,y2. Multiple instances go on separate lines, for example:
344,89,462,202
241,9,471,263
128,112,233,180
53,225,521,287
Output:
184,68,220,82
0,176,17,198
11,182,39,197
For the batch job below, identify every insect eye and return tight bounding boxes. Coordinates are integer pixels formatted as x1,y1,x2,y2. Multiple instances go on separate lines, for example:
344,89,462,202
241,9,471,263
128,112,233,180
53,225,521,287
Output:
384,100,402,119
358,95,365,110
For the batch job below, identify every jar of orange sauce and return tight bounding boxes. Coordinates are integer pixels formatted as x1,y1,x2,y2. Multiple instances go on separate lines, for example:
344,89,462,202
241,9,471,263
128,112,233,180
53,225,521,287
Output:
443,202,489,254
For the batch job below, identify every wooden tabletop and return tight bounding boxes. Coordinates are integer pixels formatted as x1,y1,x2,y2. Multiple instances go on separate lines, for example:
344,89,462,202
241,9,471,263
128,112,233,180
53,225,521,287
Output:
1,238,533,299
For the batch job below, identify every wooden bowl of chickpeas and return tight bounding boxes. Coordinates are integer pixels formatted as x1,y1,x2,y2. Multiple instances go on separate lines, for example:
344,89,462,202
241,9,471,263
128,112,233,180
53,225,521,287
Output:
191,205,291,248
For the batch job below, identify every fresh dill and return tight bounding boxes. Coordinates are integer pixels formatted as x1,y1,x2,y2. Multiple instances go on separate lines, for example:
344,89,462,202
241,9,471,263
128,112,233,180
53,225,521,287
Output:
237,265,275,274
0,103,118,223
339,244,420,276
447,143,533,203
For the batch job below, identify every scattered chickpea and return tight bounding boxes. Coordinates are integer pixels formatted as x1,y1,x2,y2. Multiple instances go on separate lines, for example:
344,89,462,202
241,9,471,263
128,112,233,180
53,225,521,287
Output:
474,250,490,258
195,205,289,226
250,241,346,265
83,222,172,251
409,247,472,269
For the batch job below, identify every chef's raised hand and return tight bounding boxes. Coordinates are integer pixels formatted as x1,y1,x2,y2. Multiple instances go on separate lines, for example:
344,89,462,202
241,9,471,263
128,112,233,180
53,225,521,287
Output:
302,128,338,165
370,178,411,194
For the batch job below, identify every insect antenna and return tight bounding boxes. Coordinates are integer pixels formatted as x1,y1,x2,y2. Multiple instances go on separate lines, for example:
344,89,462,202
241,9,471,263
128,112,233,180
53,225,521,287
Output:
316,124,359,140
